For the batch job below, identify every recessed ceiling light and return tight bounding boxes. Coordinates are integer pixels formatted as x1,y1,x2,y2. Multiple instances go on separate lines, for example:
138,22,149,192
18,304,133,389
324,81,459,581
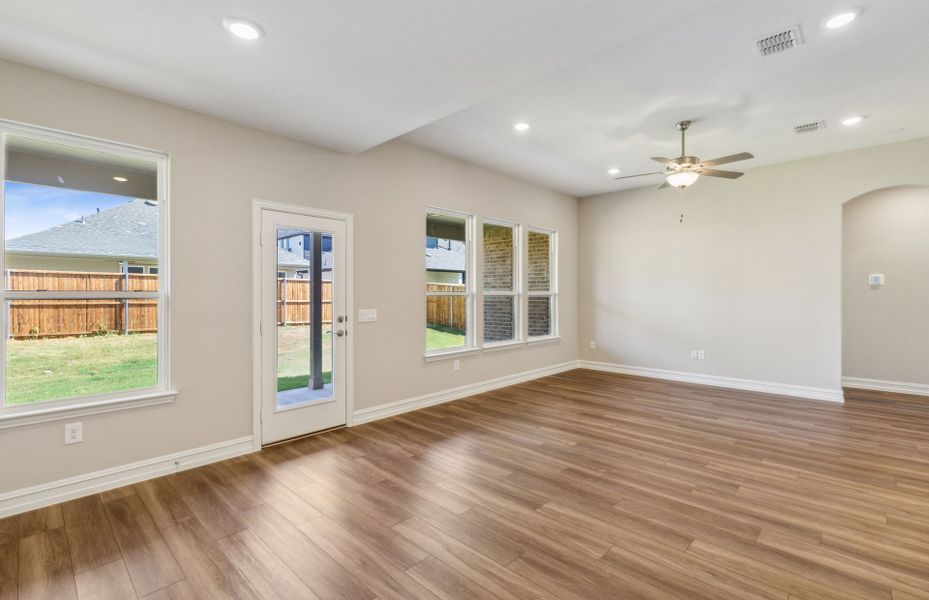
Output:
112,176,128,182
841,115,863,126
513,122,530,132
824,10,859,29
223,17,264,40
607,168,620,176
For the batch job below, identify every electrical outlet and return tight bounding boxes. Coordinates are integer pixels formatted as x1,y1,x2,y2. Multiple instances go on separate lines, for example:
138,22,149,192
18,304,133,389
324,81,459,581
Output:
589,341,597,349
690,350,698,360
64,422,83,445
697,350,705,360
453,359,460,371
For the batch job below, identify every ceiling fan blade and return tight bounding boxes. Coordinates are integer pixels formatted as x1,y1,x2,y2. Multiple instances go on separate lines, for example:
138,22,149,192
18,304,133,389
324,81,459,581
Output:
614,171,666,180
650,157,671,165
699,152,753,167
658,180,671,190
696,168,743,179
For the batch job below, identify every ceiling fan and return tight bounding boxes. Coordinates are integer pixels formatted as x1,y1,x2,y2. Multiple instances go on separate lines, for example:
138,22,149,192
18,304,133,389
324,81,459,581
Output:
615,121,753,189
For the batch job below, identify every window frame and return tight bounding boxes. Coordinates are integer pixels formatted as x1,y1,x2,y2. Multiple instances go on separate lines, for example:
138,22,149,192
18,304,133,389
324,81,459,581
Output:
0,120,173,426
424,206,475,359
481,218,521,348
526,226,558,341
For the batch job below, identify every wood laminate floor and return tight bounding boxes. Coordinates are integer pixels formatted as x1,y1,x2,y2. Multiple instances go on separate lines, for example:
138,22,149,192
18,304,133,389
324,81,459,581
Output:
3,369,929,599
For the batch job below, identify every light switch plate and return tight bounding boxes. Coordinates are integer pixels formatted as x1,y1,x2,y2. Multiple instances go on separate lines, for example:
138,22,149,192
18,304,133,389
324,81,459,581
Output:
868,273,885,287
358,308,377,322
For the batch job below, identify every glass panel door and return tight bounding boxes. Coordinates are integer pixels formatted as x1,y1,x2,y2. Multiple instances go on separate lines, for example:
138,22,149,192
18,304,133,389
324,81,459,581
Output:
260,209,347,444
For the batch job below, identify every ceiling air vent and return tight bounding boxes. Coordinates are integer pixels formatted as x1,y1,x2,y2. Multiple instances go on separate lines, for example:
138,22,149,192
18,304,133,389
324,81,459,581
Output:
755,26,803,56
794,120,826,135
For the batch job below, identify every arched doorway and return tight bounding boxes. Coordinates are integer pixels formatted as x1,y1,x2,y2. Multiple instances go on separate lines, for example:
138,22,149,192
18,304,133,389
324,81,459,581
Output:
842,185,929,397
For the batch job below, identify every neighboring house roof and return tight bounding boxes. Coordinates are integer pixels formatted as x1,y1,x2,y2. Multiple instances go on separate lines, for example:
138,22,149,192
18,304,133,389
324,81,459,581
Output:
277,247,308,268
425,240,466,272
7,199,158,259
8,197,462,276
277,247,334,271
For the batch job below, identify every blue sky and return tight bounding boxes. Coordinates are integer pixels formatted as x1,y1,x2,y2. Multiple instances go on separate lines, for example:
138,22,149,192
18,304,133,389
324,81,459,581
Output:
4,181,132,240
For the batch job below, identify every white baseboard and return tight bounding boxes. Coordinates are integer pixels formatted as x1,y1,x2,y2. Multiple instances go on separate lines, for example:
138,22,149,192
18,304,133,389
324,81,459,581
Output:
352,361,580,425
0,436,254,519
579,360,844,403
842,376,929,397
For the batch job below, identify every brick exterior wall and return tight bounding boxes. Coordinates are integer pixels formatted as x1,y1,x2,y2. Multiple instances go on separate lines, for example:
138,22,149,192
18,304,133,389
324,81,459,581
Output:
527,231,552,337
528,296,551,337
483,296,514,342
483,224,514,342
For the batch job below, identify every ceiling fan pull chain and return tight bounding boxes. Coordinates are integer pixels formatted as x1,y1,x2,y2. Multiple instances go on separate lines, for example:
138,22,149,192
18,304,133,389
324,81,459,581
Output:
679,186,685,223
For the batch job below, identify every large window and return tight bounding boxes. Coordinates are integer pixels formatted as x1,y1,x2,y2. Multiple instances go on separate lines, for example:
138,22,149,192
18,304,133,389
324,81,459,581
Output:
482,220,518,344
425,209,472,354
0,123,169,416
527,228,557,339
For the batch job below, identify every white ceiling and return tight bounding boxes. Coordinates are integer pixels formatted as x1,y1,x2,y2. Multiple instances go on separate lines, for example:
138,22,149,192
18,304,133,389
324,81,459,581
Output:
1,1,928,196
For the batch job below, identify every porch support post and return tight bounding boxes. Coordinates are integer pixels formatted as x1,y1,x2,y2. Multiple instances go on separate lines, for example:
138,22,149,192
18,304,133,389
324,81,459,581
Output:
311,232,324,390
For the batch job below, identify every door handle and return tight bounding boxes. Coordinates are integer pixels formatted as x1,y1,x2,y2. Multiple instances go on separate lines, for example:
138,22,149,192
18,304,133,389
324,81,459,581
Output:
336,329,346,337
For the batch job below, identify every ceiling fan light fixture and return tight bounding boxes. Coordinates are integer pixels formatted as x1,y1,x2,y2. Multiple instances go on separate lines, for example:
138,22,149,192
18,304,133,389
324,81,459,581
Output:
666,171,699,188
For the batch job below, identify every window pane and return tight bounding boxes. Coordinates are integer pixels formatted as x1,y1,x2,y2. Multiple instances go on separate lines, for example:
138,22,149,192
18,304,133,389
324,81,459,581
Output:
483,223,514,291
426,213,467,289
5,299,158,405
275,229,334,409
426,296,467,351
483,295,515,343
528,296,552,337
528,231,551,292
5,135,159,291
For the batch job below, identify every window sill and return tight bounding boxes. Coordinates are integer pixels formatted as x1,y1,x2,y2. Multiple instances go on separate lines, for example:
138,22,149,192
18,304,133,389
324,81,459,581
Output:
482,340,527,353
527,335,562,346
0,390,178,430
424,348,480,363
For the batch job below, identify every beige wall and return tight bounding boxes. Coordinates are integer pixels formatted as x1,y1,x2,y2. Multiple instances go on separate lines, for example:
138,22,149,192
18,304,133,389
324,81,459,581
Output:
578,136,929,391
0,59,577,493
842,186,929,385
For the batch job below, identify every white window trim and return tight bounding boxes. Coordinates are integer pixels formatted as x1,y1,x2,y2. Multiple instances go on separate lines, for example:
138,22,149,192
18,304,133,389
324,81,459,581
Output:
0,120,174,428
527,226,558,340
425,206,475,358
481,218,521,348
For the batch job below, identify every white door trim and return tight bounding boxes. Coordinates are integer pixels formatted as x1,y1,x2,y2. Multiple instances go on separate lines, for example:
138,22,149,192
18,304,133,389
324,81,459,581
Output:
251,199,354,450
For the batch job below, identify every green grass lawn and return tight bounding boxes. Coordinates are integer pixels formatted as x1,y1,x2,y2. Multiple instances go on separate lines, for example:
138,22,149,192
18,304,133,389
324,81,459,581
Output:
277,325,332,392
6,323,464,405
6,333,157,405
426,323,466,351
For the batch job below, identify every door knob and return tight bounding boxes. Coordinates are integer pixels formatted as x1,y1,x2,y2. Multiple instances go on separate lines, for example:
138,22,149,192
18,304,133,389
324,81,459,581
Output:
336,329,346,337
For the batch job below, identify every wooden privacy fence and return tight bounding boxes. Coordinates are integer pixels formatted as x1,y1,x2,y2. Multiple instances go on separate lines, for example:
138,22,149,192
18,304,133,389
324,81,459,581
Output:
6,271,465,337
426,283,466,330
7,270,158,338
10,299,158,338
277,278,332,326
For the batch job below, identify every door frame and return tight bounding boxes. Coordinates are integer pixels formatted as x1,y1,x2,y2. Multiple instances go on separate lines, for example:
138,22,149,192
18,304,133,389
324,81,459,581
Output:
251,199,354,450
